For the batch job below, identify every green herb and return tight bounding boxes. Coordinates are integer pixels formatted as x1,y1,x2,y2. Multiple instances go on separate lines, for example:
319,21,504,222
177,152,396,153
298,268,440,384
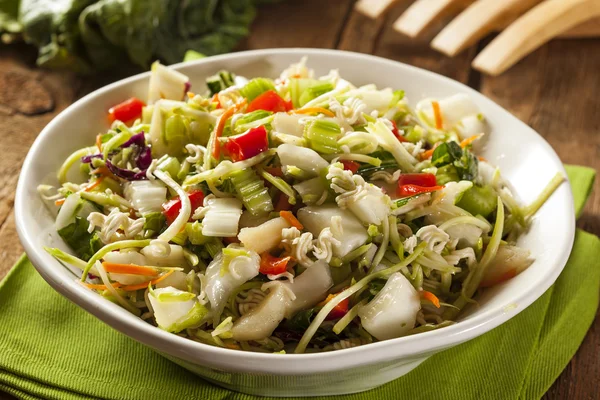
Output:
57,217,103,261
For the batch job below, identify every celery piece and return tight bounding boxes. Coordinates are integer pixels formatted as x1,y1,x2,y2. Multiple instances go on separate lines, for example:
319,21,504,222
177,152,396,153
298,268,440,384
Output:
186,222,210,245
457,185,497,218
304,119,341,154
240,78,275,101
436,164,460,185
259,168,296,205
206,70,236,95
171,230,188,246
289,78,313,108
204,239,224,259
164,114,190,148
229,168,274,216
298,81,335,107
157,157,181,180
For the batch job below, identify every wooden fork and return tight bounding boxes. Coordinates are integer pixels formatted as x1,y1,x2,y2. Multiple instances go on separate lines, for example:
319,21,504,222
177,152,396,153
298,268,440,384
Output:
472,0,600,75
355,0,600,76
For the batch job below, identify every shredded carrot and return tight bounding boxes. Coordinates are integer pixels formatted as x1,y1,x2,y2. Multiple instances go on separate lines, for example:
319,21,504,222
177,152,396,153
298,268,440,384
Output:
83,281,122,290
431,101,443,130
95,134,103,152
420,143,439,160
84,177,105,192
55,199,65,206
83,270,175,292
102,262,159,276
91,166,115,179
478,156,488,162
291,107,335,118
317,293,337,307
224,342,241,350
121,270,175,291
280,211,303,230
187,91,195,99
212,99,247,159
420,290,441,308
460,133,484,149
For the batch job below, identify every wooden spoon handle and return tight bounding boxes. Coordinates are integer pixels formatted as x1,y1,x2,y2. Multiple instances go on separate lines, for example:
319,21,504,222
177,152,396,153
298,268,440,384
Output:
392,0,475,38
431,0,543,57
473,0,600,76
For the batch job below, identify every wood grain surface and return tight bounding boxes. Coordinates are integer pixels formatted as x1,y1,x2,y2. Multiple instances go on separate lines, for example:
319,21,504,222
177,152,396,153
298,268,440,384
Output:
0,0,598,398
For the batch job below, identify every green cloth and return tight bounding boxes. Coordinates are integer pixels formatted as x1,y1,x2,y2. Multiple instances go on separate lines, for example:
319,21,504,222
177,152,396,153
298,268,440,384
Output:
0,166,597,400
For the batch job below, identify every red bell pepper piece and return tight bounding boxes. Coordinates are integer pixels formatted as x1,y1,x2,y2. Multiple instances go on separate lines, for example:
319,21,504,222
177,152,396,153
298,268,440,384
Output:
259,253,291,275
340,160,360,174
397,173,437,188
246,90,292,113
162,190,205,224
390,120,408,142
318,293,350,320
397,184,444,198
108,97,145,124
224,126,269,162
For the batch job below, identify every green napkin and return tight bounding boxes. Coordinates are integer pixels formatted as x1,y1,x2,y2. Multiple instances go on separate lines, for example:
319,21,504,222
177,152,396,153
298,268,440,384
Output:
0,166,597,400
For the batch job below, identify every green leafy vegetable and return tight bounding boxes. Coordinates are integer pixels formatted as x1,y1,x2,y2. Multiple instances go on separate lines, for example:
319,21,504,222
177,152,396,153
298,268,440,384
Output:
431,141,478,181
143,212,166,235
9,0,275,74
57,216,103,261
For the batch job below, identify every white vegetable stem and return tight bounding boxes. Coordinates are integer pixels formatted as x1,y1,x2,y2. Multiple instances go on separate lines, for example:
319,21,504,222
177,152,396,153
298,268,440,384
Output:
295,243,426,353
154,170,191,243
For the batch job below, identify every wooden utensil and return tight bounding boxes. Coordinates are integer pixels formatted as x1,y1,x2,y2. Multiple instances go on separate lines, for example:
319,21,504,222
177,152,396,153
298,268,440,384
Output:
392,0,474,38
430,0,543,57
355,0,600,76
472,0,600,75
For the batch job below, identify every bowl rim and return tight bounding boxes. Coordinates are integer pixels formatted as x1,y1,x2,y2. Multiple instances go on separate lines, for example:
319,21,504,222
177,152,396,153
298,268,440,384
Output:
15,48,575,375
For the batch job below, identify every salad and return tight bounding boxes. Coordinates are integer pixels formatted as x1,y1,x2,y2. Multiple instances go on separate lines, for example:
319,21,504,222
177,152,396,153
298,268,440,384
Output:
40,59,564,354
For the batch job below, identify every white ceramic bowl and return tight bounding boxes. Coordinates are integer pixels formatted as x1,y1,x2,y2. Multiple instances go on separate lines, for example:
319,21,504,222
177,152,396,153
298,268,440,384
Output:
15,49,575,397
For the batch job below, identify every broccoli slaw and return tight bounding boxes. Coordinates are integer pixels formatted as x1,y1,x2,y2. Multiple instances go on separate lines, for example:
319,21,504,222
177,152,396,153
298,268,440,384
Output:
40,58,564,354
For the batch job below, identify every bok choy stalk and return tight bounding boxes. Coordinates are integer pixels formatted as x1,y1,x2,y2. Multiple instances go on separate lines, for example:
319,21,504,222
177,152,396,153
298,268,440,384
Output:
205,247,260,325
326,163,391,226
149,287,208,333
444,197,504,319
295,242,426,353
358,272,421,340
366,120,416,172
231,284,291,341
201,198,243,237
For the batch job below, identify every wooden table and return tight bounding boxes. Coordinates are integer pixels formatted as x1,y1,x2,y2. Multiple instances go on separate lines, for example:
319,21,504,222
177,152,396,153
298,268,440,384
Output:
0,1,598,399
